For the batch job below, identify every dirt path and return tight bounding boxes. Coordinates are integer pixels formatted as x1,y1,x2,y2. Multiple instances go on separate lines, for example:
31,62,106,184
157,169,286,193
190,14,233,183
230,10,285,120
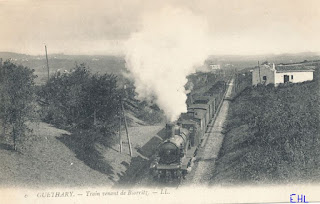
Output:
184,78,234,185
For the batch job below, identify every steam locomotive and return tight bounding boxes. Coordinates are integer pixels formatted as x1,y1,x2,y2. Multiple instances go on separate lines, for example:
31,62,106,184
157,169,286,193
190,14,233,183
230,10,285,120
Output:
150,83,226,181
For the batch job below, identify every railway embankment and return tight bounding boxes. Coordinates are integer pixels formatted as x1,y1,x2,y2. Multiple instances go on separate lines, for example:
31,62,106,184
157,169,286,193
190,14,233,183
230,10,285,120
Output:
211,80,320,184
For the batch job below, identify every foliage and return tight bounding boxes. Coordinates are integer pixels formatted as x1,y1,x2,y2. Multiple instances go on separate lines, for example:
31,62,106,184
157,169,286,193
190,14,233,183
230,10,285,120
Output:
215,79,320,183
117,77,165,125
37,64,120,136
133,102,164,124
232,71,252,98
0,61,37,150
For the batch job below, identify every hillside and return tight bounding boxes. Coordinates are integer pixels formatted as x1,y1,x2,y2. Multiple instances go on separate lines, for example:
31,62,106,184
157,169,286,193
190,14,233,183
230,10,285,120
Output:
0,57,165,187
0,121,164,187
211,80,320,184
0,60,229,187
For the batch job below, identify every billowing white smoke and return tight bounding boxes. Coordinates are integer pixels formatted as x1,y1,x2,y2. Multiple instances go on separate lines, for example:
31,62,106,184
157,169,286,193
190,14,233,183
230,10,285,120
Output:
125,7,211,122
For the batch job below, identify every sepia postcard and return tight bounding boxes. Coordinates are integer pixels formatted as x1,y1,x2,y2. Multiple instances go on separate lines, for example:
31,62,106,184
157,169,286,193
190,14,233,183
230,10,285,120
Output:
0,0,319,203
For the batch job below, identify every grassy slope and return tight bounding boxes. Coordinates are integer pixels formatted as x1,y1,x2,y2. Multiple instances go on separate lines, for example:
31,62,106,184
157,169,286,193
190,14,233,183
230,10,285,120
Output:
211,80,320,185
0,122,163,188
0,122,112,188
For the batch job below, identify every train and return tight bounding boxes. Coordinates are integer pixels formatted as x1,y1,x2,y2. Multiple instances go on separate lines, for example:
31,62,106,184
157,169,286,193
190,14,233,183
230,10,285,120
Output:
149,81,227,181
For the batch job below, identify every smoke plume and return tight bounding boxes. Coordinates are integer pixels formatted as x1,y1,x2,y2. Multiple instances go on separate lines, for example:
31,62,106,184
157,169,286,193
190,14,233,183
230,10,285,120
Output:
125,7,211,122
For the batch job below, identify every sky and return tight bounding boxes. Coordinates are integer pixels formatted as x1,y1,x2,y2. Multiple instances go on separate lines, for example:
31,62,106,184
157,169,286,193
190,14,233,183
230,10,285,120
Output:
0,0,320,55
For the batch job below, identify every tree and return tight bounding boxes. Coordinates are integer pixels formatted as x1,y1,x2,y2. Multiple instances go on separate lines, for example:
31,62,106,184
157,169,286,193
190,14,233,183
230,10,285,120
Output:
38,64,121,136
0,60,36,151
85,73,120,132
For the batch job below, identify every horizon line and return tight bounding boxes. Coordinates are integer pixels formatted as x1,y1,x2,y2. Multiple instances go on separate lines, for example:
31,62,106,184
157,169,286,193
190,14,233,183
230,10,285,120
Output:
1,51,320,58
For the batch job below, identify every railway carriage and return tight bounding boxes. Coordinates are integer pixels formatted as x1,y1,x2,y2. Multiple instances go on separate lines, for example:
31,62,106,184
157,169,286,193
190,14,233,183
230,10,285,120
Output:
193,96,216,117
150,81,227,181
187,104,211,127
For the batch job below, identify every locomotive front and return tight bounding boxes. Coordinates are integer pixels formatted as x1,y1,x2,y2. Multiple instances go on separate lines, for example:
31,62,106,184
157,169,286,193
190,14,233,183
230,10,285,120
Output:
150,124,190,180
158,134,186,164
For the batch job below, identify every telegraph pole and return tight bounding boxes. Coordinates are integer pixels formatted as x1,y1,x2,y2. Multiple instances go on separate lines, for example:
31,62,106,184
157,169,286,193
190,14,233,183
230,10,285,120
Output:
121,99,132,157
45,45,50,81
258,61,261,84
119,85,132,157
0,58,5,137
119,111,122,153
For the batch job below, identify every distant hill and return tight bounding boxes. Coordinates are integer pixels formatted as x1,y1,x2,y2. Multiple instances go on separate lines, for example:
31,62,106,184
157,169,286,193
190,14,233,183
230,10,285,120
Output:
206,52,320,70
2,51,320,84
0,52,31,59
0,52,126,85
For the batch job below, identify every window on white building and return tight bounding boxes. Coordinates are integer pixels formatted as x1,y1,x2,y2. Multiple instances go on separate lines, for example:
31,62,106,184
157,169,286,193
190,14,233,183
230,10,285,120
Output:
291,75,293,79
263,76,267,80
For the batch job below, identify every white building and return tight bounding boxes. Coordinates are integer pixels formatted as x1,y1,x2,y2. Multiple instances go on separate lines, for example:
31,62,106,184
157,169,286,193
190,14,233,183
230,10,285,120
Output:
209,64,221,70
252,62,315,86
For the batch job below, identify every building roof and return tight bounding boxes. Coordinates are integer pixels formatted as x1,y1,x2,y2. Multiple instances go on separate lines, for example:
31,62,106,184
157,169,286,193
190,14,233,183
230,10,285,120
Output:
253,63,316,72
275,65,316,72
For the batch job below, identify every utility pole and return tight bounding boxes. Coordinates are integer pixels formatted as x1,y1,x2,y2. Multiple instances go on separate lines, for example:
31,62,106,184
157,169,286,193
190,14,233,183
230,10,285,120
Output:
258,61,261,84
119,111,122,153
119,85,132,157
0,58,5,137
121,98,132,157
45,45,50,81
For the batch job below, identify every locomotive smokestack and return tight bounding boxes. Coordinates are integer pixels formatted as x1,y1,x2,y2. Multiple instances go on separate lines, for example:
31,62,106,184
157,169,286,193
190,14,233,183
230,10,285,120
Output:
166,123,175,139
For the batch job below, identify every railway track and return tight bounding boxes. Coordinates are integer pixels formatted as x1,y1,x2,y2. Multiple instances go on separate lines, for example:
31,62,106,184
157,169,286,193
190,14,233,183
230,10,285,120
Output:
117,77,235,188
186,78,234,185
